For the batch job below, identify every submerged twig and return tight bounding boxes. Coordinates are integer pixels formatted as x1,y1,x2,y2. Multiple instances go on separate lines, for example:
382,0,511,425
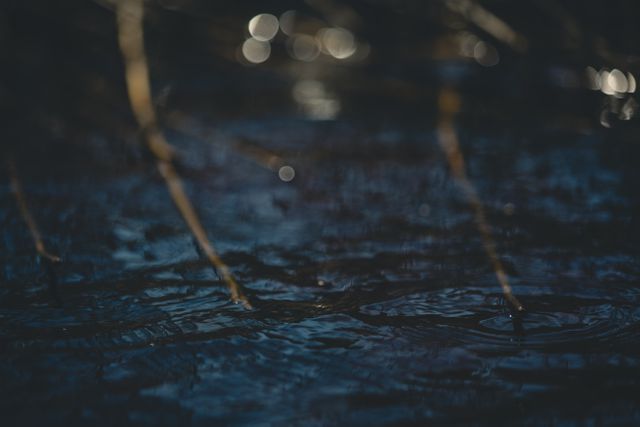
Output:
7,159,61,263
165,111,293,175
116,0,251,308
436,87,524,312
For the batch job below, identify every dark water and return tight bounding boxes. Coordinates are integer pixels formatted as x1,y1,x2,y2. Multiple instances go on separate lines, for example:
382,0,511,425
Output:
2,1,640,425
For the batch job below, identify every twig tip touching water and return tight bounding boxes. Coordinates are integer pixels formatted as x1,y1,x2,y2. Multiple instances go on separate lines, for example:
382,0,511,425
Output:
7,159,62,264
436,86,524,313
116,0,251,308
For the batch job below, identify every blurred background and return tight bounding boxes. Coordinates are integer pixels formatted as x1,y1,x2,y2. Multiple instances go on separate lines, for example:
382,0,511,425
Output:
1,0,640,425
3,0,640,140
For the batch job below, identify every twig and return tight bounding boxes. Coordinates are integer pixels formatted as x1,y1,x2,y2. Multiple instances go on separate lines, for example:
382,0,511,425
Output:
7,159,61,263
445,0,528,53
436,87,524,312
115,0,251,308
164,111,293,174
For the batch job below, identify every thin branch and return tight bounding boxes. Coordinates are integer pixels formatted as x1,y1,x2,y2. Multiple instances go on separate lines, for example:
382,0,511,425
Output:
436,87,524,312
7,158,61,263
164,111,292,174
445,0,528,53
115,0,251,308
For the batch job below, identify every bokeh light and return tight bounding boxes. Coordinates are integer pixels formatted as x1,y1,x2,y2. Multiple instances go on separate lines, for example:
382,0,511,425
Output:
248,13,279,42
627,72,637,93
278,165,295,182
288,34,320,62
242,37,271,64
608,69,628,93
318,27,357,59
293,79,340,120
279,10,296,36
473,41,499,67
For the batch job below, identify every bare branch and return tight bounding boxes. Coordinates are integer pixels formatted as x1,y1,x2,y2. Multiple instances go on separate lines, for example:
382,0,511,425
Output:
115,0,251,308
7,158,61,263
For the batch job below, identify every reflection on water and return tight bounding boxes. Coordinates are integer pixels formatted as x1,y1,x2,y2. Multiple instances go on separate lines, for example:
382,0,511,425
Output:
292,79,341,120
2,0,640,425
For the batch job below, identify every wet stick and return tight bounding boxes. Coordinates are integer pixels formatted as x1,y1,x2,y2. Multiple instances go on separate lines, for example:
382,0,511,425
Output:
7,158,62,303
116,0,251,308
164,111,294,177
436,87,524,312
7,159,61,263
